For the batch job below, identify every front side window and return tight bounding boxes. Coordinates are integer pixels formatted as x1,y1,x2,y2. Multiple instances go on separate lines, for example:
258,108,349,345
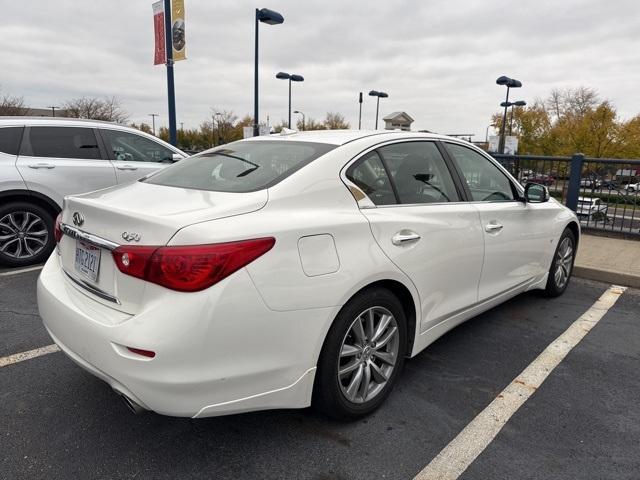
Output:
145,140,335,192
346,151,396,205
0,127,23,156
446,143,515,201
378,142,460,204
101,129,175,163
24,127,101,160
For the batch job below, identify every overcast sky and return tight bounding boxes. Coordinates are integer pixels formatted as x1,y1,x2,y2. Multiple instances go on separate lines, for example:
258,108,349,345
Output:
3,0,639,139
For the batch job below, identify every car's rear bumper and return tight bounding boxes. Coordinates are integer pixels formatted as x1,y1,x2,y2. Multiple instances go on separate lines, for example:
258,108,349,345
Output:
37,253,338,417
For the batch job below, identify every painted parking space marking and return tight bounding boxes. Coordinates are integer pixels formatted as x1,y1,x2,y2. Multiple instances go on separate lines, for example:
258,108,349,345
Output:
0,265,43,277
414,284,627,480
0,344,60,368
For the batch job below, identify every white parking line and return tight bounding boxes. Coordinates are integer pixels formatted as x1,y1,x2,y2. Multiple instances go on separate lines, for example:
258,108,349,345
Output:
414,284,627,480
0,265,44,277
0,344,60,368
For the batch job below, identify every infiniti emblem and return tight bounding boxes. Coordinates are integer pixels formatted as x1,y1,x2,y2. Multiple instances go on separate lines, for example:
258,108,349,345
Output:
72,212,84,227
122,232,141,242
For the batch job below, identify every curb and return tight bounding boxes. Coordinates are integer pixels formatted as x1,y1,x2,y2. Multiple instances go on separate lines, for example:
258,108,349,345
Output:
573,265,640,289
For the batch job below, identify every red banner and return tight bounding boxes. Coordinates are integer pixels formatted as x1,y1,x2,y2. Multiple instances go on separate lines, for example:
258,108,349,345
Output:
152,1,165,65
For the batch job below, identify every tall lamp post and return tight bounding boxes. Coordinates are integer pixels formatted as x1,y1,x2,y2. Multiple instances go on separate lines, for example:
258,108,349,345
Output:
496,76,522,153
276,72,304,128
358,92,363,129
369,90,389,129
149,113,159,136
501,100,526,135
163,0,177,146
47,106,59,117
293,110,305,130
254,8,284,137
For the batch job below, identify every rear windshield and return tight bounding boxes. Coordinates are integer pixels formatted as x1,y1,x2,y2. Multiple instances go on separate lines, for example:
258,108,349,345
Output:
144,140,336,192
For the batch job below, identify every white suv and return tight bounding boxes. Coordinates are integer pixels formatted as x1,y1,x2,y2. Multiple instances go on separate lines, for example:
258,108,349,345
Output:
0,117,187,267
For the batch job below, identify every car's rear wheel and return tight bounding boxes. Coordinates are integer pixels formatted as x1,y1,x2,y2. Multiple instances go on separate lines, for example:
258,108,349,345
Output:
313,288,407,420
0,202,55,267
544,228,576,297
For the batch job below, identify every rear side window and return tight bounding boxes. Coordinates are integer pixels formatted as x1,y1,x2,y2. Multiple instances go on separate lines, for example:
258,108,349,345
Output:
0,127,23,156
377,142,460,203
145,140,335,192
101,129,175,163
24,127,102,160
346,151,396,205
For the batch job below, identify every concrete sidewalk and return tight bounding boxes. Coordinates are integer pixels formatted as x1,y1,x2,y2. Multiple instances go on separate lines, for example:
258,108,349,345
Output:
574,233,640,289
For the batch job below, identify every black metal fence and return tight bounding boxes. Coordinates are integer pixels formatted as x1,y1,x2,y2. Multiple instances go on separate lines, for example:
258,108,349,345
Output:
492,153,640,237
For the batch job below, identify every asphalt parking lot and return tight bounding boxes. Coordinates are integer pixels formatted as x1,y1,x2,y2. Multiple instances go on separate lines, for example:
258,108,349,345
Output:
1,267,639,480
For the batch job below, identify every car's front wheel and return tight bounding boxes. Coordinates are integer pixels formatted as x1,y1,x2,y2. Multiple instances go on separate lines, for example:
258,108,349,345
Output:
313,288,407,420
544,228,576,297
0,202,55,267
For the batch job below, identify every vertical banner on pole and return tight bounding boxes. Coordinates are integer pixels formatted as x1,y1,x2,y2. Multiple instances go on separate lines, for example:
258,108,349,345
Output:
171,0,186,61
152,1,165,65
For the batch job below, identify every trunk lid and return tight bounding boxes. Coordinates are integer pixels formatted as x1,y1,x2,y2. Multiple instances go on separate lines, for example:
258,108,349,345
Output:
59,181,267,314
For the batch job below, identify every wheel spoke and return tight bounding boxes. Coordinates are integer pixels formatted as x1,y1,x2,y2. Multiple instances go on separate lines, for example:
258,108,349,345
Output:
345,364,364,401
27,236,46,247
373,350,395,366
8,214,22,231
359,363,371,399
372,314,392,343
366,309,375,341
339,360,361,377
19,212,31,230
22,238,34,256
0,233,16,241
369,361,388,383
340,344,361,358
374,326,397,350
352,317,366,346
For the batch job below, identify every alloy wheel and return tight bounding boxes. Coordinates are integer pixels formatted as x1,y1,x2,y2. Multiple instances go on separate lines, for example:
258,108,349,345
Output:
554,236,574,289
0,211,49,259
337,306,400,404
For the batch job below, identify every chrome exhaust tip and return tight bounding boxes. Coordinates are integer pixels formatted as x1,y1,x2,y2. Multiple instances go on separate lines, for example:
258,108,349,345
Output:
117,392,146,415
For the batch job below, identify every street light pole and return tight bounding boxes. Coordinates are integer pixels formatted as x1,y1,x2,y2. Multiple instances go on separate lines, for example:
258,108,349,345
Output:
369,90,389,130
358,92,363,129
164,0,177,146
254,8,284,137
47,106,59,118
149,113,159,136
496,76,522,154
276,72,304,129
294,110,305,130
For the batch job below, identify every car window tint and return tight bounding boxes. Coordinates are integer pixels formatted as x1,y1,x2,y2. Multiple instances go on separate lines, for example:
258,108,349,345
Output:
346,151,396,205
101,129,174,163
26,127,101,160
0,127,23,156
378,142,459,204
145,140,335,193
446,143,515,201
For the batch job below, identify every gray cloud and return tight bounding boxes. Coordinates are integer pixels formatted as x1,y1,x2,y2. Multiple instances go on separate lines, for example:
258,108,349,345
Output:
3,0,639,139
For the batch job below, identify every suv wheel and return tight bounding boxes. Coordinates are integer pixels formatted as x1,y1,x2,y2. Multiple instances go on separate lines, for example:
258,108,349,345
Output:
0,202,55,267
313,288,407,420
544,228,576,297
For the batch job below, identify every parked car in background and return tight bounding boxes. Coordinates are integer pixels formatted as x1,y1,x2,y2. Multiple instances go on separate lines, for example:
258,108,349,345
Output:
38,130,580,420
0,117,187,267
597,180,619,191
626,182,639,192
580,177,602,189
576,196,608,220
522,173,555,186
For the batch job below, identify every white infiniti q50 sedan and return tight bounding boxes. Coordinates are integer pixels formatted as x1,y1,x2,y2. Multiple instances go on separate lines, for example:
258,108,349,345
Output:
37,130,579,419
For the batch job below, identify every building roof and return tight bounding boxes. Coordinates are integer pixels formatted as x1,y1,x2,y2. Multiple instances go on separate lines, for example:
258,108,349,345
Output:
382,111,414,122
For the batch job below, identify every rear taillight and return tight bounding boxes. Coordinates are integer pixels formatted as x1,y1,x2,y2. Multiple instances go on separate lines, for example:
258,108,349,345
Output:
54,213,63,243
112,238,275,292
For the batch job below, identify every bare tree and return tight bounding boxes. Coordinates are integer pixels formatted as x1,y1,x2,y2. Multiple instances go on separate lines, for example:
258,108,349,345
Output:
323,112,350,130
63,96,129,123
0,88,29,116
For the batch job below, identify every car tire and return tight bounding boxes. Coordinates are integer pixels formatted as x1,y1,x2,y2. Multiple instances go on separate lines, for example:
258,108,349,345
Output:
544,228,576,298
313,288,407,420
0,202,55,268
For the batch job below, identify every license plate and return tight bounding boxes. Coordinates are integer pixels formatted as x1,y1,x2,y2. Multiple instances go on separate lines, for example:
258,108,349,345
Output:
74,240,101,282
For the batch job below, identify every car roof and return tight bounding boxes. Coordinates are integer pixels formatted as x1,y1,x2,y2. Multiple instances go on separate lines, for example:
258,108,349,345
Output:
242,129,457,146
0,116,117,128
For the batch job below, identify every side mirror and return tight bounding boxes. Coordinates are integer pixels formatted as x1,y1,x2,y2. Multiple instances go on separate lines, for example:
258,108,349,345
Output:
524,182,550,203
172,153,184,162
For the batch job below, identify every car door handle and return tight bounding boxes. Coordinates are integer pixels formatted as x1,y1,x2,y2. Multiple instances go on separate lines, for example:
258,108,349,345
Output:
485,222,504,233
391,231,421,246
116,165,138,171
28,163,55,169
